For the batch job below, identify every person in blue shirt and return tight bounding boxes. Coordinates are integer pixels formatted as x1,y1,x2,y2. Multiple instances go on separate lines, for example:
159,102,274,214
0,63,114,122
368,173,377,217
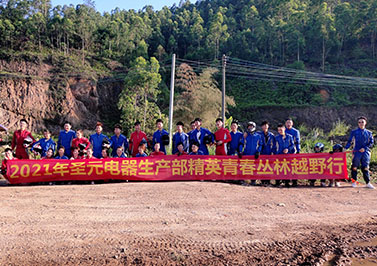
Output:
241,122,262,157
135,143,148,157
345,116,375,189
228,120,244,156
187,121,196,152
189,142,204,155
89,122,111,159
172,121,189,154
31,129,56,157
257,121,276,156
257,121,276,186
240,121,262,186
285,118,300,154
54,146,69,159
57,121,76,157
114,146,127,158
152,119,169,154
189,118,214,155
275,124,296,187
110,124,128,157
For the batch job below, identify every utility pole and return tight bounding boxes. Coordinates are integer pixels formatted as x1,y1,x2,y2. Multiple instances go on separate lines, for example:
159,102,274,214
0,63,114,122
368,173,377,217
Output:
222,54,226,123
168,54,176,154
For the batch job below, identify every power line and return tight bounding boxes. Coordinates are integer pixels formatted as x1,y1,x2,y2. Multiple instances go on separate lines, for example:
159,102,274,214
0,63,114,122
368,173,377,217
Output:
174,56,377,88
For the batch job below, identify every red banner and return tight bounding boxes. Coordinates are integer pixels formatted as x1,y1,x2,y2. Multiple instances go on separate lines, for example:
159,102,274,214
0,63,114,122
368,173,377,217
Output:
4,153,347,184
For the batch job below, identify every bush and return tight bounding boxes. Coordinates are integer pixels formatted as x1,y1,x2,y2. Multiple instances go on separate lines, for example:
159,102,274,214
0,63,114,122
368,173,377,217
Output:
328,120,350,137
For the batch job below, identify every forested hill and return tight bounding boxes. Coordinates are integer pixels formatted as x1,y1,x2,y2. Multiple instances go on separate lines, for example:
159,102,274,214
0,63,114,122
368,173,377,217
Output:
1,0,377,133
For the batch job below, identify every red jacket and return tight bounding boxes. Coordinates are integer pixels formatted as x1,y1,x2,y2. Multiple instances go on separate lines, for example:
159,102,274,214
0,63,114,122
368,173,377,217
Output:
214,127,232,155
72,137,90,150
11,130,35,159
150,151,165,156
129,131,147,157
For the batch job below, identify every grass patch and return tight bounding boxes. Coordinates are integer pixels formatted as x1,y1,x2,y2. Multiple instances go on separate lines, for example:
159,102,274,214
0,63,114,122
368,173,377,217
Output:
329,120,351,137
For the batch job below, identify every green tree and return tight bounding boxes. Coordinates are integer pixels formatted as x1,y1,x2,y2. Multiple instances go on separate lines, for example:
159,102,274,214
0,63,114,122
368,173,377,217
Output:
207,9,229,59
118,57,163,133
175,63,234,129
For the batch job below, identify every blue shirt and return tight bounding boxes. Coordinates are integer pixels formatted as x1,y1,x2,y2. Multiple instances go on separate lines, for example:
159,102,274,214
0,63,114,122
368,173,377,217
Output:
31,138,56,157
257,131,276,155
285,127,300,153
114,153,127,158
136,153,148,157
172,132,189,154
189,127,214,155
54,155,69,160
89,133,110,159
153,129,169,154
57,130,76,157
345,128,374,152
189,150,204,155
229,131,244,155
242,132,262,156
275,134,295,155
110,134,129,157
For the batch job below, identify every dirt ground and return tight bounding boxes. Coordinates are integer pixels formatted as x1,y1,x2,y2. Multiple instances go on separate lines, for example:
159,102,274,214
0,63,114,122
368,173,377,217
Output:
0,179,377,266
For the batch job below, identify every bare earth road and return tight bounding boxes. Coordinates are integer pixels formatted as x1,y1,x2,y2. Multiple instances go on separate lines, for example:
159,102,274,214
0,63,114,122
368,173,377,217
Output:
0,180,377,265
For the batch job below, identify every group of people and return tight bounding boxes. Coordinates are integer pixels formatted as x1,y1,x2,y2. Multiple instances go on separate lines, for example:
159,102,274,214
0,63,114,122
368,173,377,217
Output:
1,115,375,189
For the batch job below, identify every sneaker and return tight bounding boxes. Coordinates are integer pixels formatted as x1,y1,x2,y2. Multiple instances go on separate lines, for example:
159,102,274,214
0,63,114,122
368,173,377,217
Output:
366,183,375,189
352,182,357,188
335,182,341,187
328,182,334,187
321,182,326,187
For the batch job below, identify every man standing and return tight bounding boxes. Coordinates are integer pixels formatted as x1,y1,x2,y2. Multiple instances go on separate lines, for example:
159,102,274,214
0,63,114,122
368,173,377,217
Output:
11,119,35,159
58,121,76,158
214,118,232,155
275,124,295,187
129,121,147,157
172,121,189,155
110,124,129,157
285,118,300,154
241,121,262,186
257,121,276,185
152,119,169,154
189,118,214,155
228,120,244,156
345,116,375,189
258,121,276,156
89,122,110,159
71,129,90,155
31,129,56,157
241,122,262,157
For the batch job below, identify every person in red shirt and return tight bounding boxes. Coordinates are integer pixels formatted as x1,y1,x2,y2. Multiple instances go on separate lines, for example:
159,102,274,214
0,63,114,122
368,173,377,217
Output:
11,119,35,159
175,142,188,156
43,148,55,160
72,130,90,153
129,121,147,157
1,148,17,176
70,147,82,160
214,118,232,155
150,143,165,156
85,146,96,159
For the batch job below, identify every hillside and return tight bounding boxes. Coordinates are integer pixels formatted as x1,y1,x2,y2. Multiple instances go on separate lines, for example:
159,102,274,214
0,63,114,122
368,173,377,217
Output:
2,0,377,133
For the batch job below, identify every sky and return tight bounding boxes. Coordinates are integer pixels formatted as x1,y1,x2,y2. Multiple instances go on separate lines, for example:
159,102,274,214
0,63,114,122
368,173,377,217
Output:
51,0,179,13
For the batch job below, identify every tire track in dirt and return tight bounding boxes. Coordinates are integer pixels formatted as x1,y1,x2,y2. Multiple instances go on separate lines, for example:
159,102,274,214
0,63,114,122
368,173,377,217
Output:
0,182,377,265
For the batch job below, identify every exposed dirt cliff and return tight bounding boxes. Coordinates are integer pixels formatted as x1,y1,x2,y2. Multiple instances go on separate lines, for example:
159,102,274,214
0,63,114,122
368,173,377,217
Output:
0,59,122,133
